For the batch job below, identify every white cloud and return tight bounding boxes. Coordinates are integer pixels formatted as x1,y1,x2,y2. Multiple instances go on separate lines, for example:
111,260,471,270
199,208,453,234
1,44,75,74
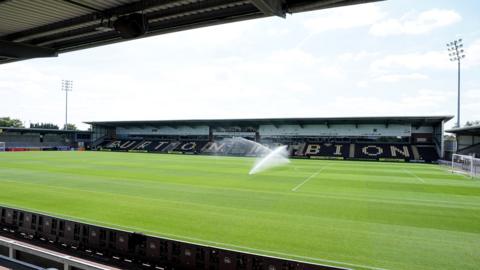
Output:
160,19,257,47
464,39,480,68
401,89,452,107
356,81,369,88
269,48,319,66
465,89,480,99
463,89,480,121
373,73,428,83
0,46,334,129
317,89,453,116
303,4,385,33
2,3,479,129
284,82,313,94
304,6,461,37
354,73,428,87
338,51,378,62
370,9,461,36
371,51,450,73
462,92,480,121
370,39,480,73
318,66,345,79
266,27,290,37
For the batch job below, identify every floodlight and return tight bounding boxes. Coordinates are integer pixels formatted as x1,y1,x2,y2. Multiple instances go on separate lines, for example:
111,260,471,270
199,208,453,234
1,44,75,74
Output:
61,80,73,130
445,38,466,128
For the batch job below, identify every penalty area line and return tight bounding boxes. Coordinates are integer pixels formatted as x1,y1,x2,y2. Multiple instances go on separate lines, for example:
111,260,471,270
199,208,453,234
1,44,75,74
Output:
292,166,328,192
402,168,425,183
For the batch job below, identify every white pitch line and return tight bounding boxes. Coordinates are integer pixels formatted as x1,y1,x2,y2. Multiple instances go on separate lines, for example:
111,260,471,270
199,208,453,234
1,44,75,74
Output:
403,169,425,183
292,166,327,192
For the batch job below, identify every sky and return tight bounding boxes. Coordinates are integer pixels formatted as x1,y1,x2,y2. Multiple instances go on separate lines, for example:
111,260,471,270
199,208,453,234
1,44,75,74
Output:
1,0,479,130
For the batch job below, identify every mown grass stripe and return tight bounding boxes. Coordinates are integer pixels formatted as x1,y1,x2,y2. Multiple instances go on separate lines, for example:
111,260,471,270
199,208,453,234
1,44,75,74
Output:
1,152,480,269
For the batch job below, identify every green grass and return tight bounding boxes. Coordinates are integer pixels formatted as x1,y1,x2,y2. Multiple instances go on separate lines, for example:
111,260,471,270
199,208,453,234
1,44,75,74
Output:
1,151,479,270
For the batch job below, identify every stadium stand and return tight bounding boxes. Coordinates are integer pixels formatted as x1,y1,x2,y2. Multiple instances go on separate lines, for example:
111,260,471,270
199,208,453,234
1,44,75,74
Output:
415,145,440,162
0,206,334,270
0,127,91,151
446,125,480,157
89,116,452,163
89,116,451,162
98,139,440,162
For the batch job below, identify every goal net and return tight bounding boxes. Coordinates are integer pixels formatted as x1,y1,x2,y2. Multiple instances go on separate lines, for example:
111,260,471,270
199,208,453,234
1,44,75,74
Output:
0,142,5,152
451,154,480,178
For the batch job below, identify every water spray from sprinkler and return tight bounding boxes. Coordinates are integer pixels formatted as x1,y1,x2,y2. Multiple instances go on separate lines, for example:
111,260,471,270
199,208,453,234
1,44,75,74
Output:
249,145,290,175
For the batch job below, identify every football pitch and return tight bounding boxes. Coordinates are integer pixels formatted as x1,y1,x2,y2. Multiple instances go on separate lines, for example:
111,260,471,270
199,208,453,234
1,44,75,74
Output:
0,152,479,270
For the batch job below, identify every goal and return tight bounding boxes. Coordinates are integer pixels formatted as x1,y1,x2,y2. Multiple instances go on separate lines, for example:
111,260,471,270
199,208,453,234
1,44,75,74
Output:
451,154,479,178
0,142,5,152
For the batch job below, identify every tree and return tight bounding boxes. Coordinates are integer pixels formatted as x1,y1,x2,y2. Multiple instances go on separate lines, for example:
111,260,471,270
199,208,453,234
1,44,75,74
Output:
444,134,455,140
465,120,480,127
63,123,78,131
30,122,59,129
0,117,24,128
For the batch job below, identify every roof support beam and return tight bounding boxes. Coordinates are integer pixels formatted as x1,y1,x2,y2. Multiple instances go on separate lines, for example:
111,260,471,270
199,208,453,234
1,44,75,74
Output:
53,3,261,52
251,0,285,17
31,0,251,47
3,0,183,42
286,0,382,13
63,0,103,13
0,40,57,59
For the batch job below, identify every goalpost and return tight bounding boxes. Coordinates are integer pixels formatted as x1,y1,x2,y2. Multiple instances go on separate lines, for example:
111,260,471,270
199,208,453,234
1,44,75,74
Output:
451,154,479,178
0,142,5,152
